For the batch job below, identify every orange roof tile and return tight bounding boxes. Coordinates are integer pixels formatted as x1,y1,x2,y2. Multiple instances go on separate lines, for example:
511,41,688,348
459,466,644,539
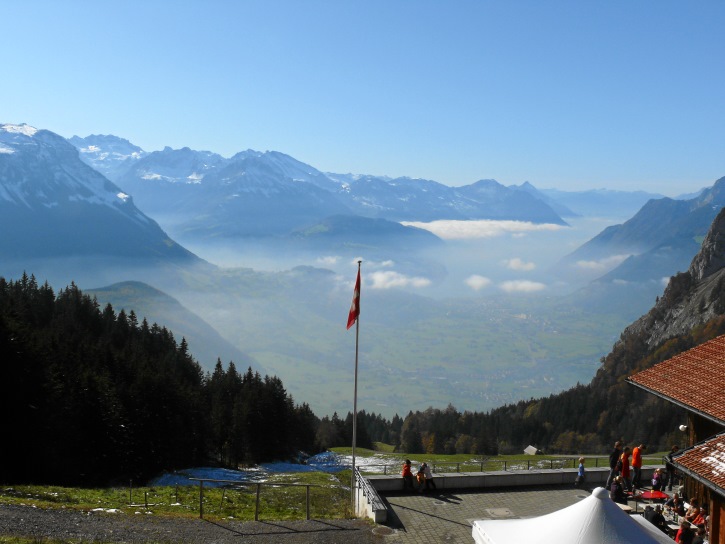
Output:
627,335,725,424
674,433,725,498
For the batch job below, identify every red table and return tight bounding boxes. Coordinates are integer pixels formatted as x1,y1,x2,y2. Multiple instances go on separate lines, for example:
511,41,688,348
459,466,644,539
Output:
639,490,669,501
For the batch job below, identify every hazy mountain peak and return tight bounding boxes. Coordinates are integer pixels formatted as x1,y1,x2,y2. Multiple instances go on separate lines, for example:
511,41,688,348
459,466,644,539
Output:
470,178,503,188
695,175,725,205
69,133,142,153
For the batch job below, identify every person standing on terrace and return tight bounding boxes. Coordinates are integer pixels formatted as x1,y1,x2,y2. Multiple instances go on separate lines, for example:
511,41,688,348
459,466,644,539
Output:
631,443,645,489
606,441,622,489
664,444,679,491
575,457,585,487
620,446,633,492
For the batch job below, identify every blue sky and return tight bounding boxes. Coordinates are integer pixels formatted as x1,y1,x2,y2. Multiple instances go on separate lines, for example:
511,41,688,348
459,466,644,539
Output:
3,1,724,195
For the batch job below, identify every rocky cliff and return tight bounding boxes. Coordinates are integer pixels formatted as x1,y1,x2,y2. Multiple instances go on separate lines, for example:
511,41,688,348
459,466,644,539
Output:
618,207,725,348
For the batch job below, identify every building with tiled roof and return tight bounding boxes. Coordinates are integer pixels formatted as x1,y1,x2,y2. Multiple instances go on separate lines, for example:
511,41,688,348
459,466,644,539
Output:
675,433,725,500
628,335,725,426
628,334,725,543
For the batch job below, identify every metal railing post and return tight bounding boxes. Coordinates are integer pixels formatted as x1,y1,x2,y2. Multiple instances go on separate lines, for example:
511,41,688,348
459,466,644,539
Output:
306,485,311,520
199,481,204,519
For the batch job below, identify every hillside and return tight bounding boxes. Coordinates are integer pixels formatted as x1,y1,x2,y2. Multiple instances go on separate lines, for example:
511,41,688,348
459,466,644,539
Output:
86,281,258,371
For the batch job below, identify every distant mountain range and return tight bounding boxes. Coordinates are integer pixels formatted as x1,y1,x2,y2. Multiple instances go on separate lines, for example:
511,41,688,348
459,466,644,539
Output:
538,186,665,219
68,134,673,250
555,176,725,312
69,134,572,241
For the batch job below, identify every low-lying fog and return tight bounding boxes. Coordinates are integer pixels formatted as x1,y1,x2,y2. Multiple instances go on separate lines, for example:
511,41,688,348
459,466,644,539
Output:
180,216,623,299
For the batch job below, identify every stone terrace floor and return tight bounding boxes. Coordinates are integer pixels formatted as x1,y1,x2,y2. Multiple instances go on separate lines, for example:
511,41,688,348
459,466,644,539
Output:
376,485,618,543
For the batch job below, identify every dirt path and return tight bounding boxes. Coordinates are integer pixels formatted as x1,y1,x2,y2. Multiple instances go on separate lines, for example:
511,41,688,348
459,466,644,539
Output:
0,504,381,543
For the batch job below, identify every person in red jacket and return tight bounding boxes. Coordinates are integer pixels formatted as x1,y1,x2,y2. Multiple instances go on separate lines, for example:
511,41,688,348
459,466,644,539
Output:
690,506,707,528
401,459,414,492
631,444,645,489
674,519,694,543
620,447,632,492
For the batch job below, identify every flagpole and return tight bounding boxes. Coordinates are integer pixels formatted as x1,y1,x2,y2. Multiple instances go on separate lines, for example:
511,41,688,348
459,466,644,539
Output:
351,260,361,514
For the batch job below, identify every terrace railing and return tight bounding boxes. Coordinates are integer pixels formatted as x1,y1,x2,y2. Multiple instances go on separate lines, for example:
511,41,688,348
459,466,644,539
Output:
356,456,663,475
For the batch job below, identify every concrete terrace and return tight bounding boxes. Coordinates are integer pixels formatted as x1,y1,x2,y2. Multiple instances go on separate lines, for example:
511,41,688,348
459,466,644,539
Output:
359,466,663,543
379,485,591,543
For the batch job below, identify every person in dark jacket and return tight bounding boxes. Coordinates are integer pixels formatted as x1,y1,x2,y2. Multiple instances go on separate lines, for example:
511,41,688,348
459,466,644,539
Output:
609,475,628,505
643,504,668,533
665,492,685,516
663,444,680,491
606,441,622,489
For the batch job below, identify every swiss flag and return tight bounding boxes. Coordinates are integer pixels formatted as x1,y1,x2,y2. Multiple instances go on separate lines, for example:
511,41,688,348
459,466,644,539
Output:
346,268,361,330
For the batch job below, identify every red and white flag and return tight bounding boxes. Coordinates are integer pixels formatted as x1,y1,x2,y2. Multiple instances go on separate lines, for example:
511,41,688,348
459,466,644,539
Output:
346,268,361,330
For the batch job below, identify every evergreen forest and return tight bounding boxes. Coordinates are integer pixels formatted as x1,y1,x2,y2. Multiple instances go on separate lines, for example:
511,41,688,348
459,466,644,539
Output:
0,274,320,486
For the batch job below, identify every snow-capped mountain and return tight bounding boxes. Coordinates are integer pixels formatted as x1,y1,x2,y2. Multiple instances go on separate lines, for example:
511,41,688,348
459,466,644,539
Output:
327,173,474,221
68,133,147,181
231,149,342,193
111,146,227,218
113,147,353,237
326,173,568,224
0,123,199,263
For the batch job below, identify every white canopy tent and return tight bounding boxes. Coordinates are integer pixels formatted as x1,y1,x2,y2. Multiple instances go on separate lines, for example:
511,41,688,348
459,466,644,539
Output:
471,487,672,544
